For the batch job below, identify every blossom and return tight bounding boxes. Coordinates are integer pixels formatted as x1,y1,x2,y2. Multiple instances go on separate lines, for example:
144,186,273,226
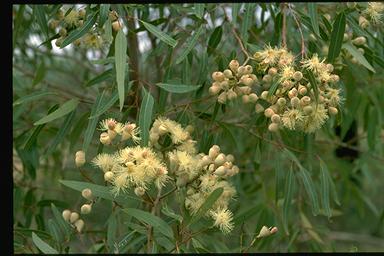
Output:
92,153,116,173
209,208,234,234
282,109,304,130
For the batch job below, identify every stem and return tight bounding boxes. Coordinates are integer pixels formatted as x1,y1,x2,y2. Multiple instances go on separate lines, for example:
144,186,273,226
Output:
281,3,287,48
146,187,162,253
288,4,306,58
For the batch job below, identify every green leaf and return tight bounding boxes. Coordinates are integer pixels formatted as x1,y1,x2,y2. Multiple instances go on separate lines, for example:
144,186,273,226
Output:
89,90,119,119
32,62,46,87
283,166,294,234
232,3,241,24
194,4,205,19
305,69,319,103
85,69,113,87
82,93,103,152
59,180,136,205
34,99,79,126
308,3,320,37
319,159,332,218
46,109,76,154
327,12,346,63
188,187,224,226
99,4,110,27
298,167,320,216
176,26,204,64
240,3,255,43
47,219,63,243
268,78,280,96
207,26,222,55
115,29,127,110
60,12,98,48
156,82,201,94
13,91,57,107
141,20,177,47
32,232,58,254
34,6,49,39
342,42,376,73
161,205,183,223
122,208,174,239
139,87,154,146
367,107,378,150
107,211,118,252
50,204,72,240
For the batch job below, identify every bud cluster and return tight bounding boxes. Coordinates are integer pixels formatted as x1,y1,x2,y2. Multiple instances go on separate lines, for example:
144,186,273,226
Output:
62,209,85,233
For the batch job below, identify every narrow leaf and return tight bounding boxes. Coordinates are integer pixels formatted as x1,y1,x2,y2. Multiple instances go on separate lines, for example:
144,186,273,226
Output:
207,26,222,55
306,70,319,103
240,3,255,43
99,4,110,27
34,99,78,126
46,109,76,154
82,93,103,152
342,42,375,72
308,3,320,37
298,167,320,216
115,29,127,110
85,69,113,87
139,87,154,146
122,208,174,239
13,91,57,107
34,6,49,39
176,26,204,64
32,232,58,254
319,159,332,218
50,204,72,240
194,4,205,19
89,90,119,119
156,83,201,93
283,166,294,234
32,62,46,87
60,12,98,48
327,12,346,63
141,20,177,47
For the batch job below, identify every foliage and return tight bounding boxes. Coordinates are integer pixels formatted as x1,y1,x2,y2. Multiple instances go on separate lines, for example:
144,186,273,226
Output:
13,3,384,253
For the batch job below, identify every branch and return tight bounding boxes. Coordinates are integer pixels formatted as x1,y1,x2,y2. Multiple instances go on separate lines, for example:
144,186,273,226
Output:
146,187,162,253
288,4,306,58
281,3,287,48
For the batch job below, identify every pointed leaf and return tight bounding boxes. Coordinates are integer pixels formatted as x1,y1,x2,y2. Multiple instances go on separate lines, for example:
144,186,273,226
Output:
176,26,204,64
34,6,49,39
207,26,222,55
342,42,375,73
82,93,103,152
319,159,331,218
141,20,177,47
194,4,205,19
13,91,57,107
327,12,346,63
46,109,76,154
308,3,320,37
298,167,320,216
99,4,110,27
34,99,78,126
156,83,201,93
115,29,127,110
139,87,154,146
283,166,295,234
89,90,119,119
85,69,113,87
32,232,58,254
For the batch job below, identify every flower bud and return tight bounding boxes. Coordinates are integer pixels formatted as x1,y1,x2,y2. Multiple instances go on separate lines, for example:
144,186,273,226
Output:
329,107,338,115
59,28,67,37
223,69,233,78
149,131,159,142
81,204,92,214
75,150,86,167
249,93,258,103
78,9,86,18
55,37,63,47
268,67,277,76
158,124,168,135
242,77,254,87
134,187,146,196
231,165,239,175
185,125,194,134
352,36,366,46
108,129,117,140
326,63,334,72
176,176,188,187
214,166,227,176
271,114,281,124
227,90,237,100
112,20,122,31
244,65,253,74
277,97,286,106
217,92,227,104
226,154,235,162
81,188,93,200
109,10,118,21
293,71,303,81
242,95,250,103
49,20,59,29
229,60,240,72
303,105,313,115
208,164,215,172
300,96,311,106
56,9,64,20
357,48,365,54
262,74,272,83
264,108,275,118
256,226,272,238
212,72,225,82
74,219,85,233
70,212,80,223
268,123,279,132
359,16,369,29
298,85,307,95
62,209,71,221
260,91,269,100
104,171,114,182
290,97,300,108
214,153,226,166
100,132,111,145
346,2,356,9
237,66,246,76
209,85,221,95
309,33,317,41
201,155,211,166
255,103,264,113
330,74,339,83
209,145,220,159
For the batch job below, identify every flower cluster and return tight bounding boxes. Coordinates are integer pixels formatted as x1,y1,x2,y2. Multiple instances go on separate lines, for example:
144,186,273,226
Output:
361,2,384,27
209,60,259,104
62,209,85,233
75,117,239,234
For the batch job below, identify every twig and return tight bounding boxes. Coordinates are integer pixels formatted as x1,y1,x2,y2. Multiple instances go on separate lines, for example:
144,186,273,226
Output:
242,236,259,253
146,187,162,253
288,4,306,58
159,186,177,200
281,3,287,48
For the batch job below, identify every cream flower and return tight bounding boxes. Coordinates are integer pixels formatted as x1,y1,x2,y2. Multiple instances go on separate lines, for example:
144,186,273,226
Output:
209,208,234,234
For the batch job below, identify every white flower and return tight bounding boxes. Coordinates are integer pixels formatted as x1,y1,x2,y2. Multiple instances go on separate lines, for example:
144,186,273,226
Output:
209,208,234,234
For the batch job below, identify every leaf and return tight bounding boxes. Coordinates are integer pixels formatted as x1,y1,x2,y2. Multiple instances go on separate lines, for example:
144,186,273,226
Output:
308,3,320,37
342,42,376,73
32,232,58,254
300,212,324,244
188,187,224,226
139,87,154,146
367,107,378,150
161,205,183,223
34,99,79,126
306,70,319,103
82,93,103,152
85,69,113,87
175,26,204,64
122,208,174,239
283,166,294,234
232,3,241,24
240,3,255,43
327,12,346,63
46,109,76,154
47,219,63,243
59,180,135,205
319,159,331,218
89,90,119,119
13,91,57,107
60,12,98,48
50,203,72,240
298,167,320,216
34,6,49,39
32,62,46,87
115,29,127,110
156,82,201,94
194,4,205,19
107,211,117,252
207,26,222,55
268,78,280,96
141,20,177,47
99,4,110,27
